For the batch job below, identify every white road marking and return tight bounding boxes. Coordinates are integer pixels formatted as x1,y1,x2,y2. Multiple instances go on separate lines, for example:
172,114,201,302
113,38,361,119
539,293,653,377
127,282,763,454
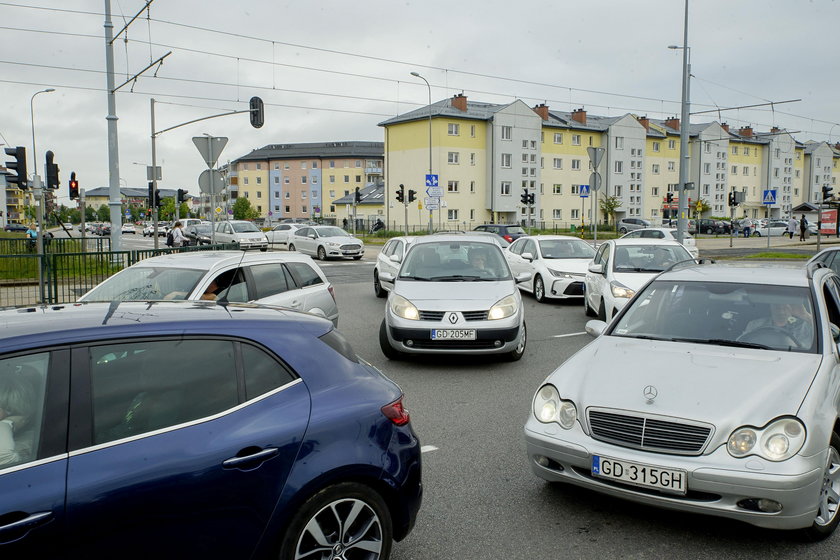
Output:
553,332,587,338
421,445,438,453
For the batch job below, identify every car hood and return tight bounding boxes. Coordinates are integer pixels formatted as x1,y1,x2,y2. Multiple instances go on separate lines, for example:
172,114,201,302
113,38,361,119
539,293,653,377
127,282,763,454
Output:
549,337,820,429
611,271,658,291
545,258,591,275
394,280,515,308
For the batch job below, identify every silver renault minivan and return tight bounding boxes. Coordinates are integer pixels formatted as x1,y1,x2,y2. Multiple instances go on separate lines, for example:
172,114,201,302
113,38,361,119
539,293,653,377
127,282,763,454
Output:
378,235,530,361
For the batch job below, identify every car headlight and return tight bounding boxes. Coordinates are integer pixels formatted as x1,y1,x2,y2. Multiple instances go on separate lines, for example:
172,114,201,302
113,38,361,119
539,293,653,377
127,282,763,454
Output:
488,294,518,320
727,417,806,461
549,269,574,278
326,242,341,247
390,294,419,320
610,281,635,299
533,384,577,429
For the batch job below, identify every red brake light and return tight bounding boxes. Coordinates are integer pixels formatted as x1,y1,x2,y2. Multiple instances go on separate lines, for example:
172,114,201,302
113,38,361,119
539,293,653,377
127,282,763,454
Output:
503,235,513,242
381,395,410,426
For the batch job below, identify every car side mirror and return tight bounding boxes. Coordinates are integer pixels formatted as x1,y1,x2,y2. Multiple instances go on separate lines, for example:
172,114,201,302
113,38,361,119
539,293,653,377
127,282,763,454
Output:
585,320,608,337
389,254,402,263
309,234,317,239
521,252,534,262
379,271,395,284
515,271,532,284
588,262,605,274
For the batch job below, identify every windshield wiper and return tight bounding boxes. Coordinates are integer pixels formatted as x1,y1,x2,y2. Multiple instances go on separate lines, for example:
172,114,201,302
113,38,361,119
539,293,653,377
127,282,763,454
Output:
399,275,431,281
669,337,771,350
429,275,483,281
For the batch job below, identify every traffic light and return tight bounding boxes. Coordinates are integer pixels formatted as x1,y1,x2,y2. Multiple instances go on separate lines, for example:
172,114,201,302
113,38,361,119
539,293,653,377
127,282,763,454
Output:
395,184,405,203
4,146,27,189
666,192,674,204
528,192,535,205
177,188,186,203
249,96,264,129
823,185,833,202
727,191,735,207
408,189,417,203
69,171,79,200
521,188,529,205
355,187,361,203
148,182,161,208
155,190,161,208
45,150,59,188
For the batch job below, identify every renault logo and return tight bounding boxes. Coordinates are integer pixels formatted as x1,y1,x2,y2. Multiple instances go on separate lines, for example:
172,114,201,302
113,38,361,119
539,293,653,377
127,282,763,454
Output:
448,313,458,324
643,385,658,404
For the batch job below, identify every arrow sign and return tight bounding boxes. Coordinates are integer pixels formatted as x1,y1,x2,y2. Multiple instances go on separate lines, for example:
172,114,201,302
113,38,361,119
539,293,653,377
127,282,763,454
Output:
192,136,229,168
426,186,443,197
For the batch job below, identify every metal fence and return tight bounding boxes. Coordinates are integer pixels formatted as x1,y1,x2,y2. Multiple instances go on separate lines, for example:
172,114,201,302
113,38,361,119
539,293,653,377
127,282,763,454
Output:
0,242,238,308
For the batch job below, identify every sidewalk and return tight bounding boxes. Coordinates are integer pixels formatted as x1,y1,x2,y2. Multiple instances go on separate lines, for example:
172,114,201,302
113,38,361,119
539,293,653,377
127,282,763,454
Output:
695,231,840,255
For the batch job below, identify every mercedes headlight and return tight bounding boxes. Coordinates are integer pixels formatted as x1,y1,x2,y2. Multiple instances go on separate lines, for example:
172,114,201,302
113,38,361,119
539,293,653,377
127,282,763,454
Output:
533,384,577,429
390,294,419,320
727,417,806,461
610,281,635,299
549,269,574,278
488,294,518,320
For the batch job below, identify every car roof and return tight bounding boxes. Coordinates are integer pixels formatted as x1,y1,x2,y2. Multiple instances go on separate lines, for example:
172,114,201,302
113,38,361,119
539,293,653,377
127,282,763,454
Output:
516,234,591,241
117,250,318,271
657,262,814,287
611,238,684,247
412,234,503,247
0,301,333,354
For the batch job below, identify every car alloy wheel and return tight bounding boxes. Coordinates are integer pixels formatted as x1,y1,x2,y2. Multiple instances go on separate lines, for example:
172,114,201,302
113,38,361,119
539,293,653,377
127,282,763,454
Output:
803,433,840,540
279,482,392,560
534,275,545,303
505,322,526,361
288,244,296,252
318,246,327,260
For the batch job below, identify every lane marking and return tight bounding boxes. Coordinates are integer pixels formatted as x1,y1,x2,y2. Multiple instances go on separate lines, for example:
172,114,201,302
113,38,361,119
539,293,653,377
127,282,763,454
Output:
421,445,438,453
553,332,587,338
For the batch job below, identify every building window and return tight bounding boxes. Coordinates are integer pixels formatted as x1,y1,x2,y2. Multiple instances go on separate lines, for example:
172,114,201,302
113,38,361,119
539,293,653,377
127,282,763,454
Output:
448,152,460,164
615,136,624,149
470,125,476,137
284,163,290,170
470,153,476,166
447,180,459,193
274,163,279,170
554,133,563,144
572,135,581,146
501,153,511,168
731,166,738,175
285,192,290,199
274,176,279,184
553,158,562,169
313,161,318,168
329,175,335,183
668,139,676,150
274,191,280,198
301,162,307,169
553,209,562,219
329,161,335,168
243,177,249,185
301,191,308,199
301,176,307,184
668,161,675,171
285,205,290,213
448,123,460,135
256,191,262,199
553,184,562,194
470,181,475,193
344,175,350,183
703,163,711,174
329,190,335,198
312,176,318,184
355,175,361,182
256,163,262,170
500,182,511,195
571,209,580,220
521,153,529,163
501,126,512,140
571,159,581,170
614,185,622,197
302,206,307,213
652,142,660,152
447,209,459,220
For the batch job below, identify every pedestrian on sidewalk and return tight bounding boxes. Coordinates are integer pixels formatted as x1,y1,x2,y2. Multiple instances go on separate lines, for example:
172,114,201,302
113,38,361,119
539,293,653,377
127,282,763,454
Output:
741,215,751,238
787,216,797,240
799,214,808,242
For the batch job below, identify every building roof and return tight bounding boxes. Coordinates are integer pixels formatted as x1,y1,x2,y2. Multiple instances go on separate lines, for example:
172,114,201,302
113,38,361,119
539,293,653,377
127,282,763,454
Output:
233,141,384,163
81,187,187,199
332,181,385,205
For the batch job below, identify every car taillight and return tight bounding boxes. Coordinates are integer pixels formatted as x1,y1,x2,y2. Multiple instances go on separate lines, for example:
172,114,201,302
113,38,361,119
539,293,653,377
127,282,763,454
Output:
503,235,513,242
328,285,336,302
381,395,410,426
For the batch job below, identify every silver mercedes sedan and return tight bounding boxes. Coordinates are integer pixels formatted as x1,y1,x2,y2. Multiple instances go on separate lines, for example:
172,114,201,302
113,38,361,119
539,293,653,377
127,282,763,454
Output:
525,262,840,540
378,234,530,361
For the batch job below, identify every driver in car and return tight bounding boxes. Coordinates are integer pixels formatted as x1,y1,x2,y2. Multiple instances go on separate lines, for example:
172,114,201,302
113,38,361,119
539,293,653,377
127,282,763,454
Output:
742,302,814,349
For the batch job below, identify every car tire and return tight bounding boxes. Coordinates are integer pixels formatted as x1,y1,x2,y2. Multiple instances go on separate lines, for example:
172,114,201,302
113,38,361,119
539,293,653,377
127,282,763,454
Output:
317,246,327,260
534,275,546,303
277,482,392,560
706,227,714,235
379,319,401,360
619,227,628,234
801,432,840,541
260,247,267,252
288,244,296,252
584,291,597,317
504,322,526,362
753,231,761,237
374,270,386,298
597,300,607,322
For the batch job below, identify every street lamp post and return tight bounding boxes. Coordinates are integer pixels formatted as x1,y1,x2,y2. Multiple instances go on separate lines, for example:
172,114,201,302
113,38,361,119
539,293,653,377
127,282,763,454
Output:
411,71,434,234
30,87,55,303
669,0,691,245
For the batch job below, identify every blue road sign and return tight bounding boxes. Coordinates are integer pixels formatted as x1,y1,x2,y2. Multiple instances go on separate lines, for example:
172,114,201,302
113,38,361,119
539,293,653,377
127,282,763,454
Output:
762,189,777,205
425,174,439,187
579,184,590,198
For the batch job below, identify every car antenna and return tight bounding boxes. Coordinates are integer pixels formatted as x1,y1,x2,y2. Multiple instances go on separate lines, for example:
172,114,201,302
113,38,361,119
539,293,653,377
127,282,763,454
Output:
216,248,249,305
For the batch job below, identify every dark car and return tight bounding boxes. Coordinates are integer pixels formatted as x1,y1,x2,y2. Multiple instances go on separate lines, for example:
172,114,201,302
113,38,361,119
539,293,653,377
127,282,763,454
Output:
0,301,422,558
185,223,212,245
3,223,28,233
472,223,527,243
690,218,732,235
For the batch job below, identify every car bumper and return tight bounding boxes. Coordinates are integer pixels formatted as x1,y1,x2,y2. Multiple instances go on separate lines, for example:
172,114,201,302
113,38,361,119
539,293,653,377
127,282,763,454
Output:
237,241,268,250
523,420,825,530
547,278,585,299
384,313,523,354
326,247,364,258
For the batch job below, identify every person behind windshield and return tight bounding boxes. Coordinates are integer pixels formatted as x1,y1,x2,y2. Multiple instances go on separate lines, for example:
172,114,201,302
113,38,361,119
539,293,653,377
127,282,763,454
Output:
469,249,487,271
0,373,37,466
743,302,813,349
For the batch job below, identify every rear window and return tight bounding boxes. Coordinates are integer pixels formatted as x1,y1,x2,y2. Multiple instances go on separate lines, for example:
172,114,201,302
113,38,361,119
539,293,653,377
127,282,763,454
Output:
506,226,526,235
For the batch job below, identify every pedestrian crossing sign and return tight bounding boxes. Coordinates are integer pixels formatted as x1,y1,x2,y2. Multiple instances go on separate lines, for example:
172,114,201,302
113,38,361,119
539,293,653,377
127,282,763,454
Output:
762,189,777,205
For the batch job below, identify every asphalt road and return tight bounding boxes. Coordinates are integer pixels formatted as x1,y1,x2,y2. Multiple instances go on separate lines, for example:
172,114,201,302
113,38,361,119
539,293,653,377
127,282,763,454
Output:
318,258,840,560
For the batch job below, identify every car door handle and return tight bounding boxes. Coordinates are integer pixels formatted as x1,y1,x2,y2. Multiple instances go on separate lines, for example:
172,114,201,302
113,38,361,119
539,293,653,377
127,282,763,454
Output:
0,511,53,540
222,447,279,470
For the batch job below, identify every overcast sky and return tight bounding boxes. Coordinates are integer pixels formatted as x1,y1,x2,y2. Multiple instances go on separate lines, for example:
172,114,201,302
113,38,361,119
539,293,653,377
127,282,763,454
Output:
2,0,839,208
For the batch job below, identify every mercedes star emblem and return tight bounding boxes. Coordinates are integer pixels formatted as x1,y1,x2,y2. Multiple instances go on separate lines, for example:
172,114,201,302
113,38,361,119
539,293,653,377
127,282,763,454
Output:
643,385,658,404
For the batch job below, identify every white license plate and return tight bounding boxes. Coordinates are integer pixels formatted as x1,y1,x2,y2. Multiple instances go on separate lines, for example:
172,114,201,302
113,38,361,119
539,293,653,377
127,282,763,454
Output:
592,455,686,495
431,329,476,340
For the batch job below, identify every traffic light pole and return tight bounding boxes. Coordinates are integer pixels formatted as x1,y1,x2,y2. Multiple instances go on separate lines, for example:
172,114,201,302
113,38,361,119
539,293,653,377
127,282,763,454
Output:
31,174,45,303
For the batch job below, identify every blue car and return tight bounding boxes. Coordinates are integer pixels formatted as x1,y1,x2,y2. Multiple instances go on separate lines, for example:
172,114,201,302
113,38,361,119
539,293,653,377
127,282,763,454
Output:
0,301,421,558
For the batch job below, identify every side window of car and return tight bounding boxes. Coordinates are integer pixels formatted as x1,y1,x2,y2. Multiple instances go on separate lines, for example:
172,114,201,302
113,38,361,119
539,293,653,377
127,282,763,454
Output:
625,231,640,238
394,241,405,260
286,262,324,288
523,240,536,256
214,268,249,303
509,239,523,255
249,263,291,299
241,343,296,401
298,228,310,237
382,240,395,257
0,352,50,469
89,339,238,445
594,244,607,265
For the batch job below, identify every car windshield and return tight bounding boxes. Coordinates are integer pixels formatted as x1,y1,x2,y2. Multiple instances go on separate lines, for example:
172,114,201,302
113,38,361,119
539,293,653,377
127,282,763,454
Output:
232,222,260,233
316,227,349,237
539,238,595,259
82,267,206,302
611,280,817,353
612,245,692,272
399,241,510,281
506,226,526,235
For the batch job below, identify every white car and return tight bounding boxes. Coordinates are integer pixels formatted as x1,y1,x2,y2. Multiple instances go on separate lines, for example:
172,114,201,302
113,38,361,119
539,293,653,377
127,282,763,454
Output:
143,223,167,237
78,251,339,326
288,225,364,260
265,223,304,247
121,223,136,234
374,236,419,298
583,238,694,321
620,227,699,258
505,235,596,302
752,220,792,237
213,220,268,251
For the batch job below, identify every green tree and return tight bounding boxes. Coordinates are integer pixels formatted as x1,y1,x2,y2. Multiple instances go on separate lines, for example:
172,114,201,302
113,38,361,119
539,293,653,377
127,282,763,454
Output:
693,198,711,218
232,197,259,220
96,204,110,222
85,206,97,222
159,197,175,222
598,195,622,226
